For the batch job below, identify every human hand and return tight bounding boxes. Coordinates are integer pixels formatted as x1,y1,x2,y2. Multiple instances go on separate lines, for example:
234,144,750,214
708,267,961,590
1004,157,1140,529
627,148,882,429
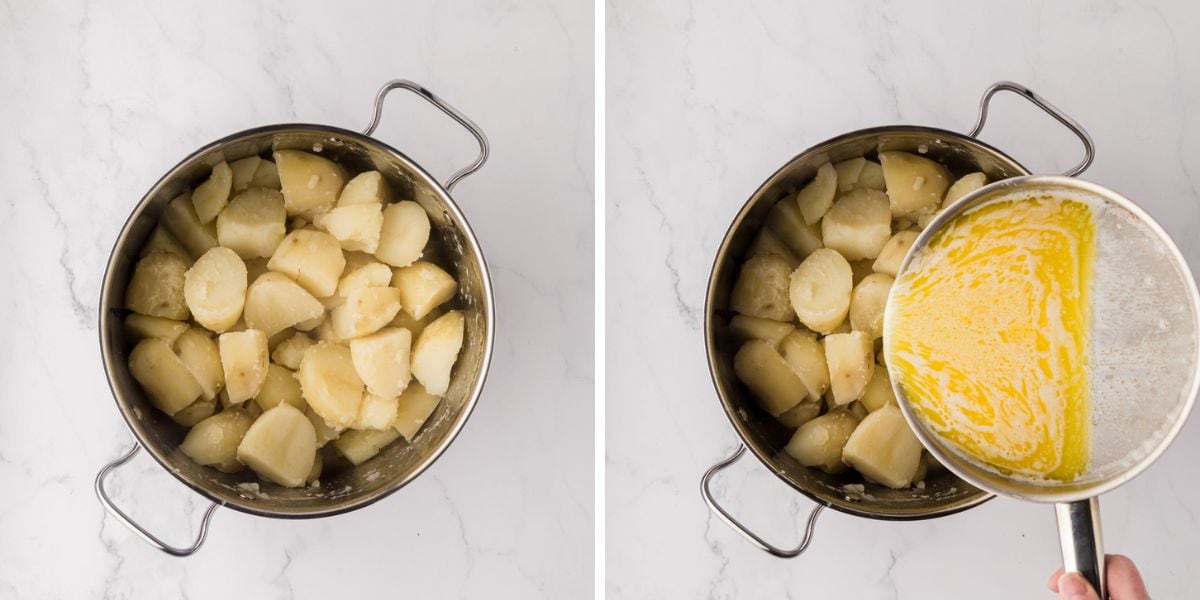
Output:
1046,554,1149,599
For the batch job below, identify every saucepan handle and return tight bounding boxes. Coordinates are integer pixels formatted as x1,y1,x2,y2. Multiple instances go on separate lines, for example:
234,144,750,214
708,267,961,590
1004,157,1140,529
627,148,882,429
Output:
94,442,219,557
362,79,490,192
968,80,1096,178
700,444,825,558
1055,498,1106,598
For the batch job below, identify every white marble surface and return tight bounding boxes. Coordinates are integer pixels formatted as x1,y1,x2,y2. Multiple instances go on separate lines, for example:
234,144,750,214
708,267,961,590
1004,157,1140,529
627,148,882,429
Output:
0,0,593,598
607,1,1200,598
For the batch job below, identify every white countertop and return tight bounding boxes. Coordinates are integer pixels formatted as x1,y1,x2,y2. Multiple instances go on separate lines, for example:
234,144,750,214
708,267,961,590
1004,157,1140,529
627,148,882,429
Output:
0,1,593,597
607,1,1200,598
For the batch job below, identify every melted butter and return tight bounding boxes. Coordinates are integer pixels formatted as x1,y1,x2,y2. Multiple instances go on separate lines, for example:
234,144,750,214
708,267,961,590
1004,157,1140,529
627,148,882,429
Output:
886,196,1095,481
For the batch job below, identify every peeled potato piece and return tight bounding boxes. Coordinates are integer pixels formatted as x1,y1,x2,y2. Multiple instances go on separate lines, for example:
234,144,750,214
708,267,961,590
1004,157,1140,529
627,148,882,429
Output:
872,230,918,277
842,404,924,489
161,191,218,258
315,204,383,253
784,409,860,474
777,399,822,429
218,329,269,405
182,410,255,473
306,406,343,448
392,262,457,320
170,397,218,427
216,187,287,259
313,319,345,344
779,330,829,402
766,195,823,258
184,247,247,332
789,248,852,334
128,338,204,415
267,230,347,298
243,272,324,337
126,252,190,320
331,287,402,340
833,158,866,192
251,159,281,190
375,201,431,268
236,403,317,488
856,160,886,191
298,342,364,428
389,307,439,339
733,339,807,417
307,452,323,484
229,156,262,192
824,331,875,406
354,391,400,430
271,332,315,371
944,171,988,206
728,314,794,348
848,273,893,339
192,161,233,224
821,188,892,261
879,151,951,218
274,149,347,218
393,382,442,440
338,170,392,206
332,428,401,466
255,363,305,412
350,327,412,398
174,328,224,400
745,229,800,265
860,366,896,412
124,313,188,345
796,162,838,224
730,254,795,322
410,311,465,396
139,226,191,263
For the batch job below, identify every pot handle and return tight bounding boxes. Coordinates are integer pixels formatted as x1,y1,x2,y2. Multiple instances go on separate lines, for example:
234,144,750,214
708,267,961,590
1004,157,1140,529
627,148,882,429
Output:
700,444,825,558
968,81,1095,177
362,79,490,192
1055,498,1106,598
94,442,219,557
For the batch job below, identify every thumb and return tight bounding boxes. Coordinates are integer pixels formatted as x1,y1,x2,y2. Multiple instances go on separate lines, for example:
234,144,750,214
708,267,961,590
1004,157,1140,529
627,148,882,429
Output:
1057,572,1101,600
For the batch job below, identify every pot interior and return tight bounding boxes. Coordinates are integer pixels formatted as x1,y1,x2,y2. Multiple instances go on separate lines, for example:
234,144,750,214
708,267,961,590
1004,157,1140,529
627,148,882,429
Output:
707,127,1030,520
100,125,493,518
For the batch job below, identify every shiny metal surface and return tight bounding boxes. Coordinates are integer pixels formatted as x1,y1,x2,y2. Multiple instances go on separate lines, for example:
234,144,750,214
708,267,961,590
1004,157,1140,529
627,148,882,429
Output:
1057,499,1105,598
96,81,494,528
969,81,1095,177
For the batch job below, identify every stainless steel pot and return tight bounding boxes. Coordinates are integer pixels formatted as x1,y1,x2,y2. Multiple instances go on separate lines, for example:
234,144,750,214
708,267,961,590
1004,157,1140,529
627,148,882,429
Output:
94,80,494,556
700,82,1095,557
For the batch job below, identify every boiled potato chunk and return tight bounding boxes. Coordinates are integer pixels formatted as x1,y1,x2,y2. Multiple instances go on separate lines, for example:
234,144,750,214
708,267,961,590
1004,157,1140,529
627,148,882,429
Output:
784,409,860,474
350,327,412,398
789,248,851,334
766,194,823,258
729,254,794,322
236,403,317,488
306,407,343,448
267,230,347,297
833,157,866,192
328,261,393,308
779,330,829,402
139,226,191,263
251,159,281,189
314,204,383,253
944,171,988,206
375,201,431,268
160,191,218,258
332,428,401,466
271,332,315,370
170,397,218,427
243,272,324,337
824,331,874,406
192,161,233,224
174,328,224,400
848,273,893,339
879,151,951,218
777,399,822,429
795,162,838,225
128,338,203,415
392,262,457,320
842,404,924,489
307,452,323,484
313,318,345,344
254,363,305,411
872,230,918,277
229,156,262,192
216,187,287,259
298,342,364,428
820,188,892,261
218,329,269,404
123,313,188,345
745,229,799,265
274,149,347,218
126,252,190,320
728,314,794,348
393,382,442,440
181,410,254,473
389,307,438,339
354,391,400,430
338,170,393,206
860,366,896,412
410,311,465,396
184,247,247,332
856,160,886,190
330,287,402,340
733,339,806,417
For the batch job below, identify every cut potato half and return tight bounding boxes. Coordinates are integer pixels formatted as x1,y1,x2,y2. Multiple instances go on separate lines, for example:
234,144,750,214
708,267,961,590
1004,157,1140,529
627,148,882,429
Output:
332,428,401,466
789,248,852,334
298,342,364,428
785,409,860,474
944,171,988,206
218,329,269,405
842,404,924,489
330,287,402,340
779,330,829,402
392,262,457,320
271,332,315,371
393,382,441,441
848,273,893,339
338,170,393,206
375,201,431,268
237,403,317,487
872,230,918,277
410,310,464,396
879,151,951,218
184,247,247,332
192,161,233,224
824,331,874,406
181,410,255,473
274,149,347,218
730,254,795,322
315,203,383,253
161,191,218,258
796,162,838,225
267,230,346,298
766,196,823,258
243,272,324,337
350,327,412,398
126,252,190,320
124,314,188,345
216,187,287,259
728,314,794,348
174,328,224,400
733,339,806,417
821,188,892,261
128,338,204,415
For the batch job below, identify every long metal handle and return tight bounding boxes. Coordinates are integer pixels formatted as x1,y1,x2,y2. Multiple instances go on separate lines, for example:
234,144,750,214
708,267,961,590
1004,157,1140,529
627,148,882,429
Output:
968,81,1095,177
94,443,219,557
362,79,490,192
700,444,825,558
1055,498,1105,598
